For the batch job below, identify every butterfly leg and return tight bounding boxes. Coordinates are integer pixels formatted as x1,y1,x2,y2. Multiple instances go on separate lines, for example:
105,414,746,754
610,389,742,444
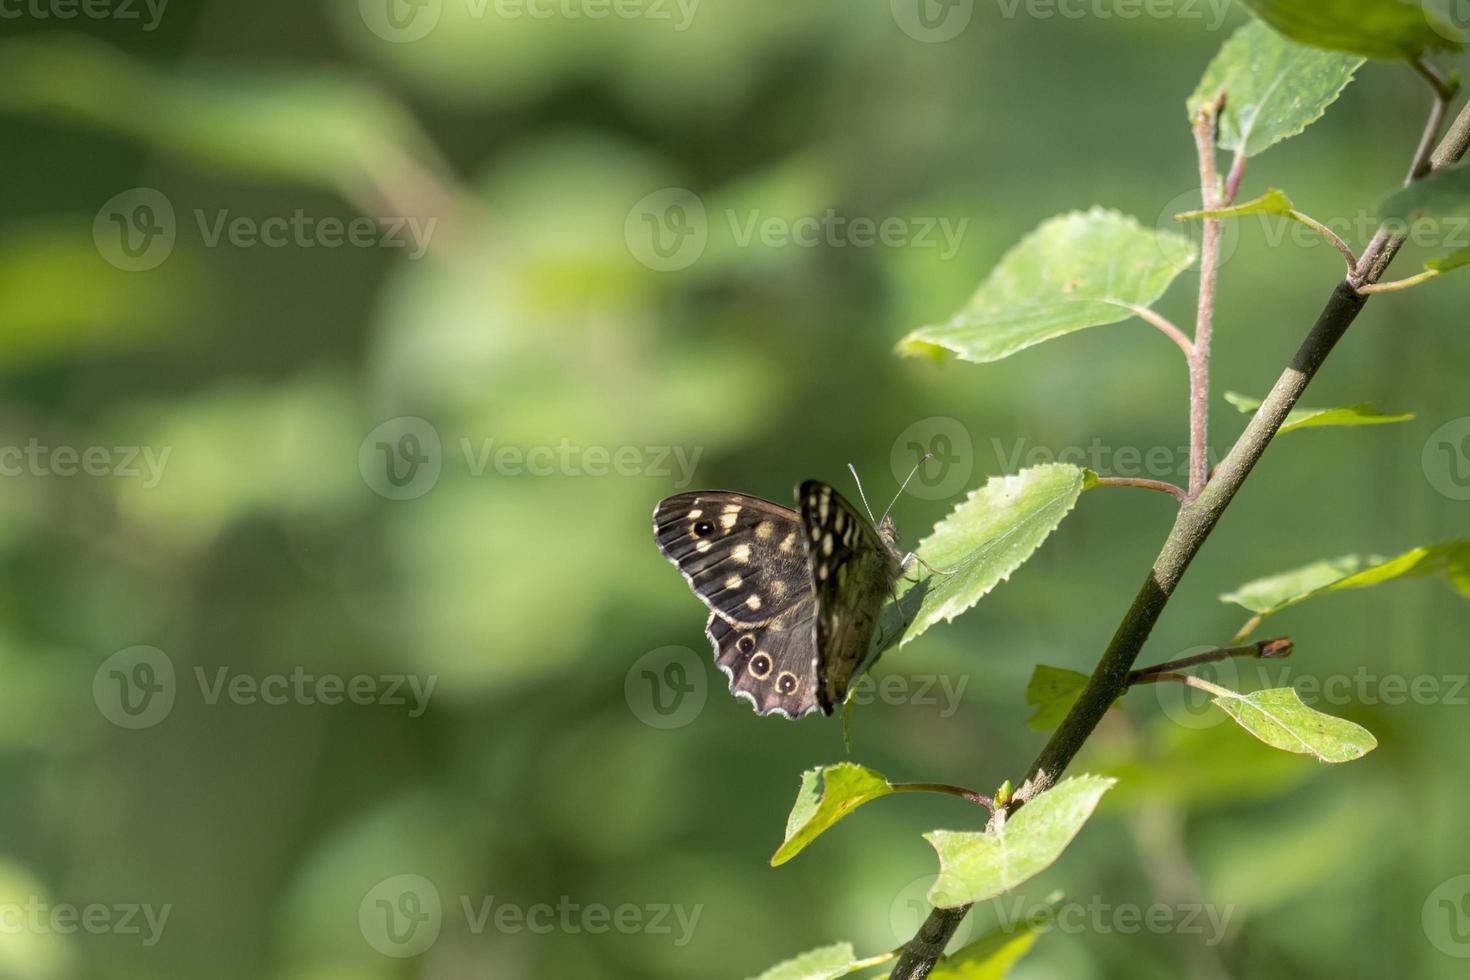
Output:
903,551,957,578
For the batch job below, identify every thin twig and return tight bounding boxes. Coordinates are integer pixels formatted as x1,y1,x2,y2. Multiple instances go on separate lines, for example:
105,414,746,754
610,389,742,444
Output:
892,782,995,811
1187,103,1223,499
1356,269,1442,294
1128,637,1292,681
1131,671,1235,698
1092,476,1187,502
1288,210,1359,273
1408,58,1456,183
886,92,1470,980
1121,303,1194,356
1223,149,1247,206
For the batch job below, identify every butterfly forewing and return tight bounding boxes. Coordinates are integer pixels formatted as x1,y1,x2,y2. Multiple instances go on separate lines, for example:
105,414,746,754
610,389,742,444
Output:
653,492,811,626
798,480,903,714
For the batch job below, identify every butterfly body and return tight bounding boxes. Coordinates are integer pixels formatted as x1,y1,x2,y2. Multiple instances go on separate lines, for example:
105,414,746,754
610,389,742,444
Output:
653,482,909,718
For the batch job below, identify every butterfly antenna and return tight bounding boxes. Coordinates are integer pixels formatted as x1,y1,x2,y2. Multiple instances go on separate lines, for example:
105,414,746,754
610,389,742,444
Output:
880,452,933,524
846,463,879,524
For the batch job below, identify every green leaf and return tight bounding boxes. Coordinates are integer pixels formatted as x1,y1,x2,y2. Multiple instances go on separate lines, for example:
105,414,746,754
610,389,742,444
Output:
1212,688,1377,763
1236,0,1460,60
896,209,1194,364
771,764,895,866
1176,188,1296,220
924,775,1115,908
1221,541,1470,616
1189,21,1362,157
1223,391,1414,434
1381,161,1470,224
883,465,1089,650
927,897,1060,979
750,942,873,980
1024,665,1090,732
1426,247,1470,272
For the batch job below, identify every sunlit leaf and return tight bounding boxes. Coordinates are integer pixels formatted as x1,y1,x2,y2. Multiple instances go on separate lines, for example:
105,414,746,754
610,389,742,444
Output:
925,776,1115,908
1223,391,1414,434
1212,688,1377,762
896,209,1194,364
772,764,895,866
1024,665,1090,732
1236,0,1460,59
750,942,884,980
882,465,1089,650
927,896,1059,979
1189,21,1361,157
1220,541,1470,616
1177,189,1295,220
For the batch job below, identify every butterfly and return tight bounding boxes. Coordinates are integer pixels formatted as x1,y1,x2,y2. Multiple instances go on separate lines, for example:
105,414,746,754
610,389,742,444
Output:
653,466,940,718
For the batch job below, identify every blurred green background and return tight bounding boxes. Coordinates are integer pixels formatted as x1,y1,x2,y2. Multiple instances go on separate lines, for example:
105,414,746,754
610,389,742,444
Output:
1,1,1467,978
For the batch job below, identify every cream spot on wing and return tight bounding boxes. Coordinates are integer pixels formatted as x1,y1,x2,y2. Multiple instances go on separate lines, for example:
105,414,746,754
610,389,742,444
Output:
818,496,830,521
833,510,846,531
771,579,787,597
808,524,822,542
695,540,712,553
817,564,828,581
722,503,742,515
687,508,702,519
732,544,751,564
780,532,796,553
724,575,743,589
720,512,738,530
755,521,774,540
745,594,762,611
821,534,834,557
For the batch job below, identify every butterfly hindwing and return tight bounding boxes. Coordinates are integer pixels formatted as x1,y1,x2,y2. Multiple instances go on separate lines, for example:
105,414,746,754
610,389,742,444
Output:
798,480,903,714
653,491,810,626
705,600,820,718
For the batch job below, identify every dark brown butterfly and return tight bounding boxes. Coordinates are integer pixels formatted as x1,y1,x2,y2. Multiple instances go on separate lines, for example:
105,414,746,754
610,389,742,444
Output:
653,471,934,718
